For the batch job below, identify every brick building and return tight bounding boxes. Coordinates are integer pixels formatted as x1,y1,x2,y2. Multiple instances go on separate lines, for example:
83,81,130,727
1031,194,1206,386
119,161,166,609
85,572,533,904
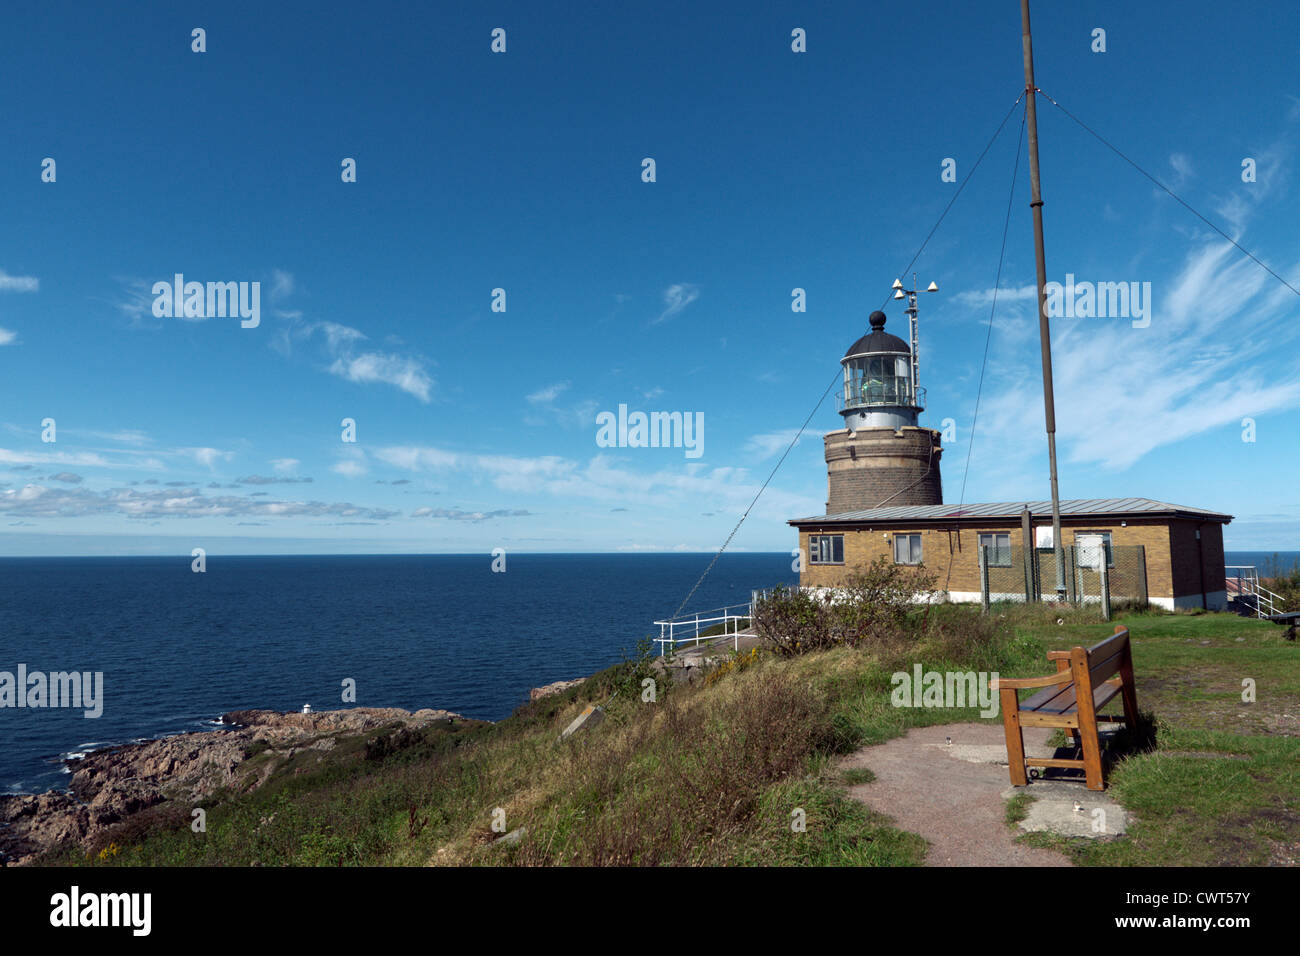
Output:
789,306,1233,610
789,498,1231,611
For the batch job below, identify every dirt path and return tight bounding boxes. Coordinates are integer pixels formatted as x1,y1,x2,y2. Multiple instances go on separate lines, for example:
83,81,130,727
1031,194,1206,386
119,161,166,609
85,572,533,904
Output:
842,722,1073,867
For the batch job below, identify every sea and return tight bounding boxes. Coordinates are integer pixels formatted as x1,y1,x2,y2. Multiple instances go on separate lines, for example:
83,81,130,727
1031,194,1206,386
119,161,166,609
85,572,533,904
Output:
3,550,1294,796
1223,551,1300,576
0,553,795,795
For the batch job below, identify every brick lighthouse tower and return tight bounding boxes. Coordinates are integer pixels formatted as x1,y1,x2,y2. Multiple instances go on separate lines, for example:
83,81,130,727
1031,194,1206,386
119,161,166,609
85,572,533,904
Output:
824,307,943,512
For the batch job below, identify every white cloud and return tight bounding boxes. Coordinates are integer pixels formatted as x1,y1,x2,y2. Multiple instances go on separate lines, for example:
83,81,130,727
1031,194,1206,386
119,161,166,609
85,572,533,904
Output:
331,447,368,478
0,269,38,293
966,235,1300,476
0,483,398,521
527,381,570,404
373,444,820,518
328,353,433,403
271,269,294,300
744,430,804,460
954,285,1038,307
271,458,300,475
0,447,114,469
0,328,16,346
184,447,234,469
653,283,700,324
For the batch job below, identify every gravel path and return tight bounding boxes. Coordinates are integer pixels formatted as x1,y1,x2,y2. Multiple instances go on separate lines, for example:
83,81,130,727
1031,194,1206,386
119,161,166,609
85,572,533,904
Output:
842,722,1073,867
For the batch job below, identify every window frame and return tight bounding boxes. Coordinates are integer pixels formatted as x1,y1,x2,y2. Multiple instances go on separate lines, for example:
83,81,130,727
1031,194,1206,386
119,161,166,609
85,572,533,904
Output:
893,533,923,566
807,534,845,566
977,531,1013,568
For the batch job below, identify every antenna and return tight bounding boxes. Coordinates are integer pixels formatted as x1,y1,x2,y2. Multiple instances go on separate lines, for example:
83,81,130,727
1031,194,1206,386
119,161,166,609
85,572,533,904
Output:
892,274,939,405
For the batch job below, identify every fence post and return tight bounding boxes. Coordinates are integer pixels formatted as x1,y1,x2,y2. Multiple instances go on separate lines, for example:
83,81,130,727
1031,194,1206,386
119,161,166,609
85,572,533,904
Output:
979,545,990,613
1020,507,1034,603
1100,554,1111,621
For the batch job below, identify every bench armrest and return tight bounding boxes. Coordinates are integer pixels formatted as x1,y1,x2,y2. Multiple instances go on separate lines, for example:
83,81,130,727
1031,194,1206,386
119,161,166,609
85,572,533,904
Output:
992,670,1075,691
1046,651,1072,660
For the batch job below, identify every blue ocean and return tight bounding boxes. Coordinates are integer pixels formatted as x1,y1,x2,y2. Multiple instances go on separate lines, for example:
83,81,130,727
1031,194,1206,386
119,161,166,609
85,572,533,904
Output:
0,553,794,795
1224,551,1300,576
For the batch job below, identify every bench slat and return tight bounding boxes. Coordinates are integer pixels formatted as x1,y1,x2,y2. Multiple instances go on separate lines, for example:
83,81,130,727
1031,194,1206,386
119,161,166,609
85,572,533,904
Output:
1021,675,1122,716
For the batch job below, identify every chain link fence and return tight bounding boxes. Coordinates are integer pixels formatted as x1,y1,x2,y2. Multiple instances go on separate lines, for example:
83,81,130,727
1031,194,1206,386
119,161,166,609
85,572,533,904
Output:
978,543,1148,617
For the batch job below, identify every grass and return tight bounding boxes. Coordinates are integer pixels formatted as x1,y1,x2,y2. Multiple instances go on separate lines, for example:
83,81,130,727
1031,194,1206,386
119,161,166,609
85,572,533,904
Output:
41,600,1298,868
999,607,1300,865
49,601,1045,868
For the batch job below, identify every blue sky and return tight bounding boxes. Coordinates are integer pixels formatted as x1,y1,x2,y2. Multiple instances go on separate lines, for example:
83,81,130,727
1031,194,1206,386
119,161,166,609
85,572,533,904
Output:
2,0,1299,555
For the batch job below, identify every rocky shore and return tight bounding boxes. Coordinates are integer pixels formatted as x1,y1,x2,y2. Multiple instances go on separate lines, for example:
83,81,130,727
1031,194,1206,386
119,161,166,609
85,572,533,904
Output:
0,706,462,866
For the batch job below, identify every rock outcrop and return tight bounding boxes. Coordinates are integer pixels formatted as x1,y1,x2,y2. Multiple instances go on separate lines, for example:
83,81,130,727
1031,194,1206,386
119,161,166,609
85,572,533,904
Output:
528,679,583,702
0,706,462,866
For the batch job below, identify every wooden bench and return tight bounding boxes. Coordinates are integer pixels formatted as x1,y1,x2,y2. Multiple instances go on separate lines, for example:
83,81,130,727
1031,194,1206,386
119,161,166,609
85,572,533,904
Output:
992,625,1138,791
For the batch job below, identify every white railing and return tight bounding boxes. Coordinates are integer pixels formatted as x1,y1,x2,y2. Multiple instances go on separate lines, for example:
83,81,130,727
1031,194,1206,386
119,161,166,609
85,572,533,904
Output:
1225,566,1283,619
653,602,752,656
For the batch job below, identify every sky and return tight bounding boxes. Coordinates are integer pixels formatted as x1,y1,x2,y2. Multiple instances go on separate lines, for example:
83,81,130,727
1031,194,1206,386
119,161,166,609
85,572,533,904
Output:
2,0,1299,556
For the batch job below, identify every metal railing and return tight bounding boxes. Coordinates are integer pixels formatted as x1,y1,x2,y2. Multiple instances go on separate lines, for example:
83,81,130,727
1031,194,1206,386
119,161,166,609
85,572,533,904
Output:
653,602,752,656
1225,566,1283,618
838,384,926,411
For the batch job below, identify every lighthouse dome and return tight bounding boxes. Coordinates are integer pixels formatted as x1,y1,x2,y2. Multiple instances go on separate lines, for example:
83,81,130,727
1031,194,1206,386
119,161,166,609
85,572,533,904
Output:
844,310,910,358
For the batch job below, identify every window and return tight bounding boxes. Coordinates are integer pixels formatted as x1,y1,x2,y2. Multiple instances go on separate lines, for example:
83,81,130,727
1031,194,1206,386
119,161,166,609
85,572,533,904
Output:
808,534,844,565
977,532,1012,567
1073,531,1114,568
893,533,922,565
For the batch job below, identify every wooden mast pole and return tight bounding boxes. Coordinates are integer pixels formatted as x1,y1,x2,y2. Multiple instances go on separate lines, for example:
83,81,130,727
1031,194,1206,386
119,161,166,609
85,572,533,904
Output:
1020,0,1067,601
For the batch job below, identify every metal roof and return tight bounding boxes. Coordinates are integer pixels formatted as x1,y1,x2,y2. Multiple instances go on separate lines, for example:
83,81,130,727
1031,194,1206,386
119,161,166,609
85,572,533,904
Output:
790,497,1233,526
844,310,910,358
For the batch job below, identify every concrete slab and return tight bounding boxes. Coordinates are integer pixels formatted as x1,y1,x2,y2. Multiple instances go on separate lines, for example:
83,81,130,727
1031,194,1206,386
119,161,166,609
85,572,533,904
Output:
842,723,1072,867
1003,780,1128,838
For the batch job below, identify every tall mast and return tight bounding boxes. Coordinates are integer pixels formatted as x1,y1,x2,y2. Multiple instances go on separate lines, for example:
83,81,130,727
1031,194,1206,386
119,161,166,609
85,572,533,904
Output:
1020,0,1067,601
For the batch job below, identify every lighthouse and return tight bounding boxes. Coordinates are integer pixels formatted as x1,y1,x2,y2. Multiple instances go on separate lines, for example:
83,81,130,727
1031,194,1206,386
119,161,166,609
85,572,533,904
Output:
824,308,943,512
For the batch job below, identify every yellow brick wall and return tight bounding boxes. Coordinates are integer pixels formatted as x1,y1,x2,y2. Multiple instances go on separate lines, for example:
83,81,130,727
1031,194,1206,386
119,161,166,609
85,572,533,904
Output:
795,519,1186,599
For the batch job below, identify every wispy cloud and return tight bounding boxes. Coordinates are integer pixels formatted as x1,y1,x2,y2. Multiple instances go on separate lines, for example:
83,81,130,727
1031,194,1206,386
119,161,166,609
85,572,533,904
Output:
410,507,533,522
237,474,313,485
328,353,433,403
744,429,803,460
184,447,235,469
966,234,1300,477
0,269,39,293
373,444,819,518
954,284,1038,307
0,328,16,346
271,269,295,300
0,483,398,521
653,283,700,324
331,447,368,479
527,381,570,404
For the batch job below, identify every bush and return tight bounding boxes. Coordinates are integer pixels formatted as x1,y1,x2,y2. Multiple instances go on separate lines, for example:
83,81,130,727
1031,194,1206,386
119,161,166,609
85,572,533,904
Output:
753,558,938,656
1263,561,1300,613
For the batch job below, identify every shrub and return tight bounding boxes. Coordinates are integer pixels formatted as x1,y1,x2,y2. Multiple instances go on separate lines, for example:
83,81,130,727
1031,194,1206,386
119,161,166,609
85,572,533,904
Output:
753,558,938,656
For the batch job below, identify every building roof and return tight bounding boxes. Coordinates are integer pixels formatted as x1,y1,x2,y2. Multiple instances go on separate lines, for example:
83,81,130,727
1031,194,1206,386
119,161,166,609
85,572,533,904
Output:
844,310,910,358
789,497,1233,526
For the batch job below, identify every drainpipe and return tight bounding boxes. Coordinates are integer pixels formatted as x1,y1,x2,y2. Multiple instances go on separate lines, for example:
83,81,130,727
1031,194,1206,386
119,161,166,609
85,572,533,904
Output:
1196,524,1207,610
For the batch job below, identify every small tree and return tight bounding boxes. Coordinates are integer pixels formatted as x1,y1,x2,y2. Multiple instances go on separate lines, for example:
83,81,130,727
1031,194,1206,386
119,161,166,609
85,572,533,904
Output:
753,558,938,656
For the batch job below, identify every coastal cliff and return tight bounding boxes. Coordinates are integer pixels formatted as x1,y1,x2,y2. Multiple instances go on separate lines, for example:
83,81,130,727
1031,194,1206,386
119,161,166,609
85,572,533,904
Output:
0,706,464,866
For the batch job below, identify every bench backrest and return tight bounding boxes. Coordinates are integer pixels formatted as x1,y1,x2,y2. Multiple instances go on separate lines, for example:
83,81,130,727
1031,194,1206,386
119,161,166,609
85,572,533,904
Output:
1082,626,1130,686
1065,625,1132,715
